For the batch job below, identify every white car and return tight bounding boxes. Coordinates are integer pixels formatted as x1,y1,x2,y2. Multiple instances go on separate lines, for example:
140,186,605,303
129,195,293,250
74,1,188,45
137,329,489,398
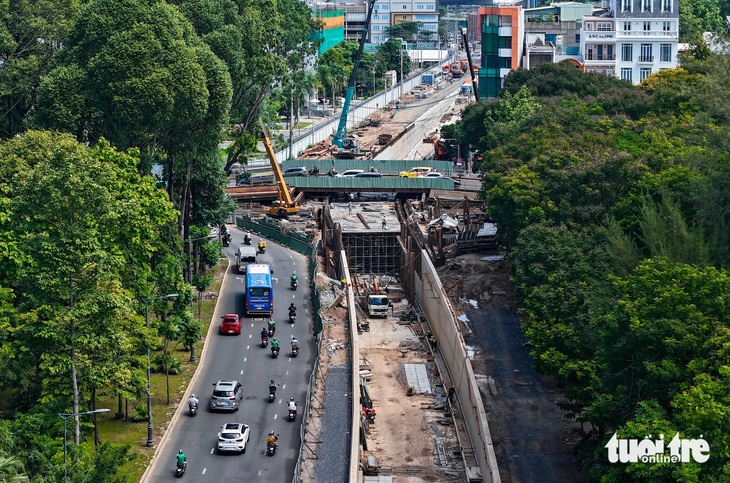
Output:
337,169,365,177
424,172,461,186
217,422,251,453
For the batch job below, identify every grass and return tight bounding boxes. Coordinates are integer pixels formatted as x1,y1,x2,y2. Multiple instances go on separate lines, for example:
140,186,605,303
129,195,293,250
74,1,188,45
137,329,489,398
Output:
95,259,228,482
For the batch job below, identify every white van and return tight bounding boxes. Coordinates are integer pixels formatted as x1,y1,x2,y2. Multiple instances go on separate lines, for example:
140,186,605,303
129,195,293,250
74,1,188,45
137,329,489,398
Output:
236,246,258,274
338,169,365,178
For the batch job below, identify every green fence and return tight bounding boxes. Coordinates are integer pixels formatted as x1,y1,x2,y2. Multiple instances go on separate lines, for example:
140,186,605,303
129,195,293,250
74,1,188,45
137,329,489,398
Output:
282,159,458,176
283,176,454,190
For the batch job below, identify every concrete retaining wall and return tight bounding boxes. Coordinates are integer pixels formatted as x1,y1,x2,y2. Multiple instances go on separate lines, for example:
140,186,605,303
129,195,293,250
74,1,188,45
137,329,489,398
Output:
415,250,501,483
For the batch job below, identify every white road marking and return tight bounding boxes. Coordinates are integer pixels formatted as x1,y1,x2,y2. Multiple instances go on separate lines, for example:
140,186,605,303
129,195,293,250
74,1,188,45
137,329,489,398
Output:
240,370,243,374
246,345,250,350
248,334,252,338
258,470,262,476
243,357,247,362
282,384,286,389
250,323,254,327
202,468,207,474
286,370,289,375
274,414,278,419
288,358,292,362
210,448,214,454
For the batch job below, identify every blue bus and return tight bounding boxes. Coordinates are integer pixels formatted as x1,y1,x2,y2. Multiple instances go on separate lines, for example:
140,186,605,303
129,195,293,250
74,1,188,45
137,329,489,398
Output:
245,263,273,316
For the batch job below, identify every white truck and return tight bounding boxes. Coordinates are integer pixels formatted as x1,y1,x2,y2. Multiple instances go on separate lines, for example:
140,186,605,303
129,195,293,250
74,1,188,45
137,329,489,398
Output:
236,246,257,274
367,295,389,317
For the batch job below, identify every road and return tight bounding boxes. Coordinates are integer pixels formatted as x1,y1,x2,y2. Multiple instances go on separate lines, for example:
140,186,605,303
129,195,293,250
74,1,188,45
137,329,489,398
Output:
143,227,312,482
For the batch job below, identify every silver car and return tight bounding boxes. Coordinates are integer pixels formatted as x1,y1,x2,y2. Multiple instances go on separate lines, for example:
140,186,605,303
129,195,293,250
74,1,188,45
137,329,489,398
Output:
210,380,243,412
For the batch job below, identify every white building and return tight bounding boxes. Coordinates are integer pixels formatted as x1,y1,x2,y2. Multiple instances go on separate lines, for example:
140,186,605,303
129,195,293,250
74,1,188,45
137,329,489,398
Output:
370,0,439,44
580,0,678,84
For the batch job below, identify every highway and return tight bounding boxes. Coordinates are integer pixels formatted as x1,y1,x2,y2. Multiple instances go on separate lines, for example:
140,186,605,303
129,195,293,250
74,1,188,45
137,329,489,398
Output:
143,227,312,482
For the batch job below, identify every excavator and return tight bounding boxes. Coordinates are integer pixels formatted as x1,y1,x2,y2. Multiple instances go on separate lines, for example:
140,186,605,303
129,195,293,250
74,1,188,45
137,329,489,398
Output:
259,118,298,218
331,0,377,159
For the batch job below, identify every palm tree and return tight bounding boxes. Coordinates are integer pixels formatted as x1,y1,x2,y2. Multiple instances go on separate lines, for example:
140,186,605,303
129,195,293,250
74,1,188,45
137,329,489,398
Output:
0,456,29,483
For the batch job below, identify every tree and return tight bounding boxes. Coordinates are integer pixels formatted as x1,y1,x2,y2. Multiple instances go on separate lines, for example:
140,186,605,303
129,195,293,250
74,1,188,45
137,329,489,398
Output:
0,0,78,138
678,0,725,41
386,21,423,43
375,38,412,81
0,455,29,482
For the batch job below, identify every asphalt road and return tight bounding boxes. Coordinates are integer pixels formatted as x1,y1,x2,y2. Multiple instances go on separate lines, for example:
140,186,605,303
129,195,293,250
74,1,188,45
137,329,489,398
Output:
144,227,313,482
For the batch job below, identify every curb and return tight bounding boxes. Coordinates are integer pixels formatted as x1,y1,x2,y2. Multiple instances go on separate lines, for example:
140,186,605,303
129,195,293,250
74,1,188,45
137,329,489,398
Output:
139,258,231,483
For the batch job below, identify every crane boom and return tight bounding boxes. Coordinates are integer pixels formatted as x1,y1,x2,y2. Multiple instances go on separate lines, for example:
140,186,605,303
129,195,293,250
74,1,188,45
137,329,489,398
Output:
332,0,377,149
259,118,296,215
461,28,480,102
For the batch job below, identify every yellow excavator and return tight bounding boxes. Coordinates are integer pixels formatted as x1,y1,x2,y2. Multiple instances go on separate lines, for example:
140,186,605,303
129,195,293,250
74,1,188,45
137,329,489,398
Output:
259,118,299,218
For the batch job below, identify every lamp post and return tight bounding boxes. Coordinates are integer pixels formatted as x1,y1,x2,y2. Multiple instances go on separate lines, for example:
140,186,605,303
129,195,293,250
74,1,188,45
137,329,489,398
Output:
58,408,110,483
395,38,405,97
186,234,215,363
144,293,179,448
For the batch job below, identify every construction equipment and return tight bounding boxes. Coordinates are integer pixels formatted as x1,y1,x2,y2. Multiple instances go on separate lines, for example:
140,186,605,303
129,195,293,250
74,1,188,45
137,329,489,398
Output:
461,28,480,102
259,118,298,218
331,0,377,158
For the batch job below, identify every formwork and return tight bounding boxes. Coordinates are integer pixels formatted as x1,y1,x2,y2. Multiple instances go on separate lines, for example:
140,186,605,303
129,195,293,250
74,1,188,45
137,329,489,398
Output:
323,201,402,276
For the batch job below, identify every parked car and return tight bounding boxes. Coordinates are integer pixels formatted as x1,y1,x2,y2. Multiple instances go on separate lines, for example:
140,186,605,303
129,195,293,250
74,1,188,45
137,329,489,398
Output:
399,167,433,178
217,423,250,453
210,380,244,412
220,314,241,335
424,172,461,186
283,167,309,177
354,172,382,178
338,169,365,177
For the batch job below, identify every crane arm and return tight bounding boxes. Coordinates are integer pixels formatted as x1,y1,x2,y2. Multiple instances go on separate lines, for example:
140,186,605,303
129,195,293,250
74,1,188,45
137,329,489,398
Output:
259,118,295,207
333,0,377,148
461,28,480,102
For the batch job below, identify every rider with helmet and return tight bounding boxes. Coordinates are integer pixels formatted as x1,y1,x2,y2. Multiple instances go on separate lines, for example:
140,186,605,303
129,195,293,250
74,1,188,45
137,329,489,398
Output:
290,335,299,350
268,318,276,335
187,394,198,410
271,337,280,350
176,450,187,468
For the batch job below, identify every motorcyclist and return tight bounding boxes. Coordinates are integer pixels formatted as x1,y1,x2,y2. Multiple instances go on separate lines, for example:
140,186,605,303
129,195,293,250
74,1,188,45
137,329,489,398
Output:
244,232,251,244
187,394,198,410
176,450,187,468
288,398,297,411
271,337,280,350
288,303,296,317
269,380,277,395
258,240,266,251
266,431,278,444
290,335,299,350
261,327,269,340
268,318,276,335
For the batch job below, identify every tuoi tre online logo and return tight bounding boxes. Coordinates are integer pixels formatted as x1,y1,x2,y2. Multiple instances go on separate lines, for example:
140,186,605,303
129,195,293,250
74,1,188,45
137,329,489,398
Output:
605,433,710,464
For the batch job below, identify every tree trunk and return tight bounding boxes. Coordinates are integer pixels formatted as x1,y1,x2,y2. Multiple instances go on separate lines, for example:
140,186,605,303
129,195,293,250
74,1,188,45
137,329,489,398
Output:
167,153,174,204
165,364,171,405
117,393,123,419
71,323,81,446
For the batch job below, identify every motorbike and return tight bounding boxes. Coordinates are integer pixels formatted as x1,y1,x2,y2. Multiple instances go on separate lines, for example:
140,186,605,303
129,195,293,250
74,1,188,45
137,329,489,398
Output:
289,313,296,324
175,462,187,478
291,343,299,357
244,234,251,245
269,386,277,402
271,346,280,358
327,168,338,177
288,403,298,421
266,440,278,456
364,407,376,423
357,321,370,334
261,335,269,348
222,233,232,247
258,241,266,253
290,279,298,290
188,402,198,417
309,166,320,176
268,326,275,337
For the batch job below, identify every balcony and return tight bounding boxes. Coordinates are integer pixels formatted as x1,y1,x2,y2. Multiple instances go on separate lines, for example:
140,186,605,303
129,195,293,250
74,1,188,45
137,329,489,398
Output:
584,54,616,61
498,26,512,36
616,31,678,39
638,55,654,63
583,31,616,41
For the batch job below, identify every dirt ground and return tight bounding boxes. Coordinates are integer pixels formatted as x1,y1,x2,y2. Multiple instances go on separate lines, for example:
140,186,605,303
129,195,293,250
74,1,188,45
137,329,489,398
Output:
437,253,584,483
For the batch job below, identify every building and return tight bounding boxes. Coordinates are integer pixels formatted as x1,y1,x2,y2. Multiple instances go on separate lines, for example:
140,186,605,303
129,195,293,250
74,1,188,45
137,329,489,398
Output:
311,6,346,55
339,0,439,44
474,3,524,98
580,0,679,84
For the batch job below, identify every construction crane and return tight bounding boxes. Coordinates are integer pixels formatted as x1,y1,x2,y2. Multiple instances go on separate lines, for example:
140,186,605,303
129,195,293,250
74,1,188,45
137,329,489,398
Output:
331,0,377,158
460,28,480,102
259,118,298,218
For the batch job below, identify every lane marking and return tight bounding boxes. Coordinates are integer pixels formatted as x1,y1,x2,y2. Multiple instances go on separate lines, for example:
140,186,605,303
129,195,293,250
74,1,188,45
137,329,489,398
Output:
249,334,252,338
240,370,243,375
286,370,289,375
258,470,262,476
274,414,278,419
246,345,250,350
202,468,207,474
210,448,214,454
243,357,247,362
282,384,286,390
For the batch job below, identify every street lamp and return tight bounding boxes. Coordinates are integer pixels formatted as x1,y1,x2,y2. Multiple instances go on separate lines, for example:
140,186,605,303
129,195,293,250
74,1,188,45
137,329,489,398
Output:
144,293,179,448
395,38,405,97
58,408,110,483
186,234,215,363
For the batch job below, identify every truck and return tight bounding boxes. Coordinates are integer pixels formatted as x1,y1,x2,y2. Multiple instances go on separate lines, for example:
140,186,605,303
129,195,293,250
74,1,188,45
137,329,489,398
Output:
236,246,257,274
367,294,389,317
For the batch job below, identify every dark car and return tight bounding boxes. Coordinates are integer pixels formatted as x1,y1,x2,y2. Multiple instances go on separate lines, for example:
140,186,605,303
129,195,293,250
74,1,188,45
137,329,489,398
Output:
220,314,241,335
283,167,309,177
210,380,244,412
354,172,382,178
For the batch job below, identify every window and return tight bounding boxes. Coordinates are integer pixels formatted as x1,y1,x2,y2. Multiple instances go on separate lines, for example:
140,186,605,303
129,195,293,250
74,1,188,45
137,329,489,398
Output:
621,43,633,62
621,68,633,83
662,0,671,11
498,36,511,48
640,43,653,62
402,15,406,19
373,25,379,30
585,22,593,31
623,22,631,31
639,68,652,81
642,0,651,12
662,21,671,31
402,5,407,9
575,34,580,43
597,22,612,31
417,4,424,9
380,4,388,9
622,0,631,11
426,4,434,9
660,43,671,61
643,22,651,31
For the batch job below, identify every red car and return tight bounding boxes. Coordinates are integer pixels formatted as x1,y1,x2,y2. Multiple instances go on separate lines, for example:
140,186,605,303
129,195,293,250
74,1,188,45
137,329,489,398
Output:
220,314,241,335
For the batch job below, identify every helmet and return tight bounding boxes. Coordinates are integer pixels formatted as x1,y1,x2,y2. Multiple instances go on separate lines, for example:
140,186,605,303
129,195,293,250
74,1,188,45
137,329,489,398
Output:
272,337,278,342
268,431,274,436
191,394,195,398
291,335,295,339
179,450,183,454
270,380,274,384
